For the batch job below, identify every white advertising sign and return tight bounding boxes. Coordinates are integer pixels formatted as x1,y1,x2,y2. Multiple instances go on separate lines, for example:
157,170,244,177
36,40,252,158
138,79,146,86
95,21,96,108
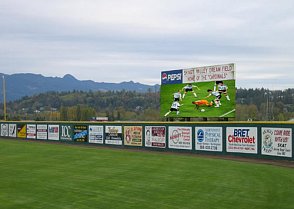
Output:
145,126,166,148
195,127,222,152
226,127,257,154
89,125,104,144
48,125,59,140
9,124,17,137
183,68,196,83
1,123,9,136
27,124,36,139
262,128,292,158
195,63,235,82
168,126,192,150
105,126,123,145
37,124,48,140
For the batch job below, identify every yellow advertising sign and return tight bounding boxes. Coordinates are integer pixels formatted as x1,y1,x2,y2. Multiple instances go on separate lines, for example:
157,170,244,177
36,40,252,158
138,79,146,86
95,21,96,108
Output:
124,126,143,146
17,124,26,138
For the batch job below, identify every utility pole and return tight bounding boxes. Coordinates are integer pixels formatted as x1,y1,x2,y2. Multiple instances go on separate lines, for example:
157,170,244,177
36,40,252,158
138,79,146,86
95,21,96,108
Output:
265,90,271,121
266,92,269,120
2,75,7,121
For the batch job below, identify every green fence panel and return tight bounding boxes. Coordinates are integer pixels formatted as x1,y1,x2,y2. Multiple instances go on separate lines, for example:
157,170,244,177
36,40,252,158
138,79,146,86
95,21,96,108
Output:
1,121,293,161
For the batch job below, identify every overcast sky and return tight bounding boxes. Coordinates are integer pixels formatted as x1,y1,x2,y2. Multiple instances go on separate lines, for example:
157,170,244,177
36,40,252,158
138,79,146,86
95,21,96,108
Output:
1,0,293,89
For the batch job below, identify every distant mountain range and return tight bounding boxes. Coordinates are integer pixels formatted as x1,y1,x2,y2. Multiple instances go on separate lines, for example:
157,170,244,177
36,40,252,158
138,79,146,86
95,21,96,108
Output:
0,73,160,102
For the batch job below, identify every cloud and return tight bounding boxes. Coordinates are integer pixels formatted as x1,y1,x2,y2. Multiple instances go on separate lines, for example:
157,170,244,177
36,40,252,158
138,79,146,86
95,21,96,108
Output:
0,0,293,89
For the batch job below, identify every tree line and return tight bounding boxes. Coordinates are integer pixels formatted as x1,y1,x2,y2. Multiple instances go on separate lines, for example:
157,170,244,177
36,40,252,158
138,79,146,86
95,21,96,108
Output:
1,88,293,121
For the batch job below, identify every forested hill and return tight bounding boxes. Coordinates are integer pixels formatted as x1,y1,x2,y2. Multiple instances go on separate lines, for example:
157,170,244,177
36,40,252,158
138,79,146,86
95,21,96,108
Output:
0,73,160,101
236,88,294,121
3,88,294,121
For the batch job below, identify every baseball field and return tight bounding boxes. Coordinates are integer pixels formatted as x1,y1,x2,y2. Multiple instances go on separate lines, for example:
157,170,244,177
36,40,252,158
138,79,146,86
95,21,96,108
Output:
0,139,293,209
160,80,236,118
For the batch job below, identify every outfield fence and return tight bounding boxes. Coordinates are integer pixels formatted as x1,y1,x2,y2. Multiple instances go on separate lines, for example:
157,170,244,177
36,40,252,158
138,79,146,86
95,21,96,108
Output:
0,121,293,161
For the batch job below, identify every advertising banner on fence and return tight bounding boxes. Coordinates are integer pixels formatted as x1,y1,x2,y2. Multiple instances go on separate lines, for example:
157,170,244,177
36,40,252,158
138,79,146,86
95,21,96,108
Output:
17,124,26,138
226,127,257,154
89,125,104,144
60,125,72,141
48,125,59,140
1,123,8,137
145,126,166,148
9,124,16,137
105,126,123,145
124,126,143,146
37,124,48,140
73,125,88,142
262,128,292,158
26,124,36,139
168,126,192,150
195,127,222,152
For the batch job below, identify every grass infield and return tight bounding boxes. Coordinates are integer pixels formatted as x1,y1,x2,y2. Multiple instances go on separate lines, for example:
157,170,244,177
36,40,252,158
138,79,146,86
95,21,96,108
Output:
0,139,293,209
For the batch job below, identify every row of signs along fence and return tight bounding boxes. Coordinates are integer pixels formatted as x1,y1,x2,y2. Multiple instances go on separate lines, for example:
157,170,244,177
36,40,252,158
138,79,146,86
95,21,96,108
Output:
0,122,293,161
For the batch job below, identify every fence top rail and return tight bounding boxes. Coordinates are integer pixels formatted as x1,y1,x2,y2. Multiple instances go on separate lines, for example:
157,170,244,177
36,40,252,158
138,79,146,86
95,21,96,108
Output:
1,120,294,125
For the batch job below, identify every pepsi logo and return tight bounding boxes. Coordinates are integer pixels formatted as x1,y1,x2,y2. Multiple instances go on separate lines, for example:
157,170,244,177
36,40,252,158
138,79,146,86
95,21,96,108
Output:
162,73,168,80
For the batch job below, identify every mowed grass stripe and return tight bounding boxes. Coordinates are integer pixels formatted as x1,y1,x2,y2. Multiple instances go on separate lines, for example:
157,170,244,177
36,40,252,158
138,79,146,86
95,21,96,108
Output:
0,139,293,209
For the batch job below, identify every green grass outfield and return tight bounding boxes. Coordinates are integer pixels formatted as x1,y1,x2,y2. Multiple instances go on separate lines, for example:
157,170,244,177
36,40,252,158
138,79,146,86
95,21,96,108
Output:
0,139,293,209
160,80,236,118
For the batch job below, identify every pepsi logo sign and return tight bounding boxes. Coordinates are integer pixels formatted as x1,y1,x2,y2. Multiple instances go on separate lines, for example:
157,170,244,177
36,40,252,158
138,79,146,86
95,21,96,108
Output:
161,70,183,84
162,73,168,81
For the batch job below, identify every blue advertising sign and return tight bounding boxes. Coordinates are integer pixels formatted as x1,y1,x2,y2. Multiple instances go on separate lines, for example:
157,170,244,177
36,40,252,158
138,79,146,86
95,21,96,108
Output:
197,129,204,142
161,70,183,85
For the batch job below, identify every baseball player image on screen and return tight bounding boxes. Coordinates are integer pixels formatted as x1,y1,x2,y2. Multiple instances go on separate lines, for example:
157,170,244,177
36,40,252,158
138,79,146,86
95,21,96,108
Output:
182,83,200,99
173,89,182,101
206,89,221,108
192,99,214,109
215,81,230,101
164,101,182,117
